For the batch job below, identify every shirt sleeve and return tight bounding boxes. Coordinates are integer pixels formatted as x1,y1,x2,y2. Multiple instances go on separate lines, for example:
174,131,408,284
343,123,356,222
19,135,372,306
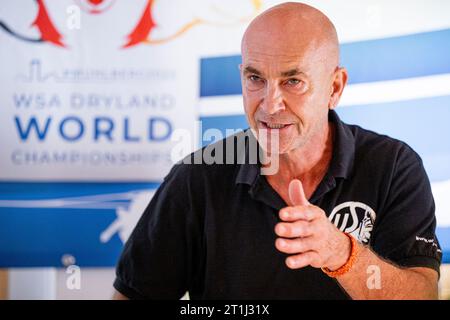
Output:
113,164,203,299
370,143,442,273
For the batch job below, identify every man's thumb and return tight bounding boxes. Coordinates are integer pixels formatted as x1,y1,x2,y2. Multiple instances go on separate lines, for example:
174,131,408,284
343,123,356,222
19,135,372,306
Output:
288,179,310,206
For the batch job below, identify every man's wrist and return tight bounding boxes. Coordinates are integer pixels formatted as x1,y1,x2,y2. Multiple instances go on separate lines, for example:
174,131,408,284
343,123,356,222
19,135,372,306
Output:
326,231,352,271
322,232,359,278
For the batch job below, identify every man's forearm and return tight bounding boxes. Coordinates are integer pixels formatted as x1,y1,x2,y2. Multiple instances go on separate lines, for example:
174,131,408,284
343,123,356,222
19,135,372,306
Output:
336,244,438,300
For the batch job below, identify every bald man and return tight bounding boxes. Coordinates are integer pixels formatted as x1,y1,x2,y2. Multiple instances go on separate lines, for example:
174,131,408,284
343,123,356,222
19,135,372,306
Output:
113,2,441,300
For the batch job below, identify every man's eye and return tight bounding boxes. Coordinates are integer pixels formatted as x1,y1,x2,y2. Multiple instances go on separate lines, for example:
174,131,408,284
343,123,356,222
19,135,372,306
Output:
249,75,262,82
286,78,301,85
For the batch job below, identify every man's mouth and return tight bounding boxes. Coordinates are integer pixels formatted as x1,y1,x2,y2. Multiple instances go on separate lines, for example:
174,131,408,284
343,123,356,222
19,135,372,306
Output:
260,121,293,130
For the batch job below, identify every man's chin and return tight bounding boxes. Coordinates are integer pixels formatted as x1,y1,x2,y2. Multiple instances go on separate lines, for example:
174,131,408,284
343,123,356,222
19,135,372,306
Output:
259,144,290,156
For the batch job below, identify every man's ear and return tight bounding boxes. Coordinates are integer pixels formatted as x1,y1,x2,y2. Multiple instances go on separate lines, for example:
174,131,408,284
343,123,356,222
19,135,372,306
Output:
329,67,348,110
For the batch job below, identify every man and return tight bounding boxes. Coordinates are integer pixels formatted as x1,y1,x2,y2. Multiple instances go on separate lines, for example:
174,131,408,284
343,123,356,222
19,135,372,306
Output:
113,2,441,299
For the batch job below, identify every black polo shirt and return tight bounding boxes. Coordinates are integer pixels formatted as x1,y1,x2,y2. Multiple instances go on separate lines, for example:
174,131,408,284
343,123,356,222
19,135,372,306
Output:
114,110,442,299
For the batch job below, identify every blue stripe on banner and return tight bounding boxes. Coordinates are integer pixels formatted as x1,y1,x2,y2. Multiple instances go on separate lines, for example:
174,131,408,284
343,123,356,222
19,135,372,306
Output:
199,94,450,182
1,180,448,265
437,227,450,263
0,181,161,200
199,28,450,97
336,95,450,182
0,182,160,267
341,28,450,84
200,55,242,97
0,209,123,267
200,114,249,147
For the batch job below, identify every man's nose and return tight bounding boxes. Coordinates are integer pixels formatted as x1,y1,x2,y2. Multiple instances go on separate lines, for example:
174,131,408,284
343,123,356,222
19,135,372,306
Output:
261,82,285,114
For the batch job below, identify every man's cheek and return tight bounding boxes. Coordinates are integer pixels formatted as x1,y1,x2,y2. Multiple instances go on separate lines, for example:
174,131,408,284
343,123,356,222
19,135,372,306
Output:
245,105,257,124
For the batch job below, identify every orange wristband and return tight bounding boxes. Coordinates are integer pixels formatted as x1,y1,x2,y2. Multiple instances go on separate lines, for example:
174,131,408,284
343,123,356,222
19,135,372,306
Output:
321,232,358,278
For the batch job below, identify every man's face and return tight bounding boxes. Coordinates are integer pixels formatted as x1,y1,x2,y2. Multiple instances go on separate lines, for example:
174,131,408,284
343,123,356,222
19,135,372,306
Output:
241,34,336,155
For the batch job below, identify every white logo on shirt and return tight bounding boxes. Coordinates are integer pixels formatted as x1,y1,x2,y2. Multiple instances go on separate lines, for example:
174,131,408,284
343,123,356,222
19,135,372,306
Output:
329,202,376,244
415,236,442,253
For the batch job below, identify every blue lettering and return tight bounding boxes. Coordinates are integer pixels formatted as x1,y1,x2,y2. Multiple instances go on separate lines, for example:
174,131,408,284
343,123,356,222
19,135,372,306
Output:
13,115,173,143
13,93,61,109
59,116,84,141
14,116,51,141
13,94,33,108
149,117,172,141
94,117,114,141
49,95,61,108
71,93,83,109
124,117,140,142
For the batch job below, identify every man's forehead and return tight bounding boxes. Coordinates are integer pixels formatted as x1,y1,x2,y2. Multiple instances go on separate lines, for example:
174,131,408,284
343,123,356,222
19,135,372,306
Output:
241,3,339,71
242,35,337,74
242,49,314,73
242,32,315,54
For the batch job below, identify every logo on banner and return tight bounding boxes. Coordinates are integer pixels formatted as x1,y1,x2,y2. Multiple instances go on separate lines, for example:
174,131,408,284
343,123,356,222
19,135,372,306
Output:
100,190,155,243
0,0,262,49
329,201,376,244
0,189,154,244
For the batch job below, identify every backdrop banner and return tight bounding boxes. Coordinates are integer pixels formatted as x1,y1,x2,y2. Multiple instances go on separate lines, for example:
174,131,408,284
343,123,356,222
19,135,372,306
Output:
0,0,449,267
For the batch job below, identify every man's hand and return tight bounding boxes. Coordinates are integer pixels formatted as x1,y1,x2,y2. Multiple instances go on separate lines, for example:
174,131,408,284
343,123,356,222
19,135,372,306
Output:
274,180,439,299
275,179,351,270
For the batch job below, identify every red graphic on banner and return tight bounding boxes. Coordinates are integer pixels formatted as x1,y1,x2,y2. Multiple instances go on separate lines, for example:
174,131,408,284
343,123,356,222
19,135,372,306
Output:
0,0,260,49
75,0,116,14
122,0,156,48
32,0,65,47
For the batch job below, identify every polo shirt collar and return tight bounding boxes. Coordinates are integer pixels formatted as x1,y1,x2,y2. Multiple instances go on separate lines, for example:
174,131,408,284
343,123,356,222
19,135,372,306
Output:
328,109,355,179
